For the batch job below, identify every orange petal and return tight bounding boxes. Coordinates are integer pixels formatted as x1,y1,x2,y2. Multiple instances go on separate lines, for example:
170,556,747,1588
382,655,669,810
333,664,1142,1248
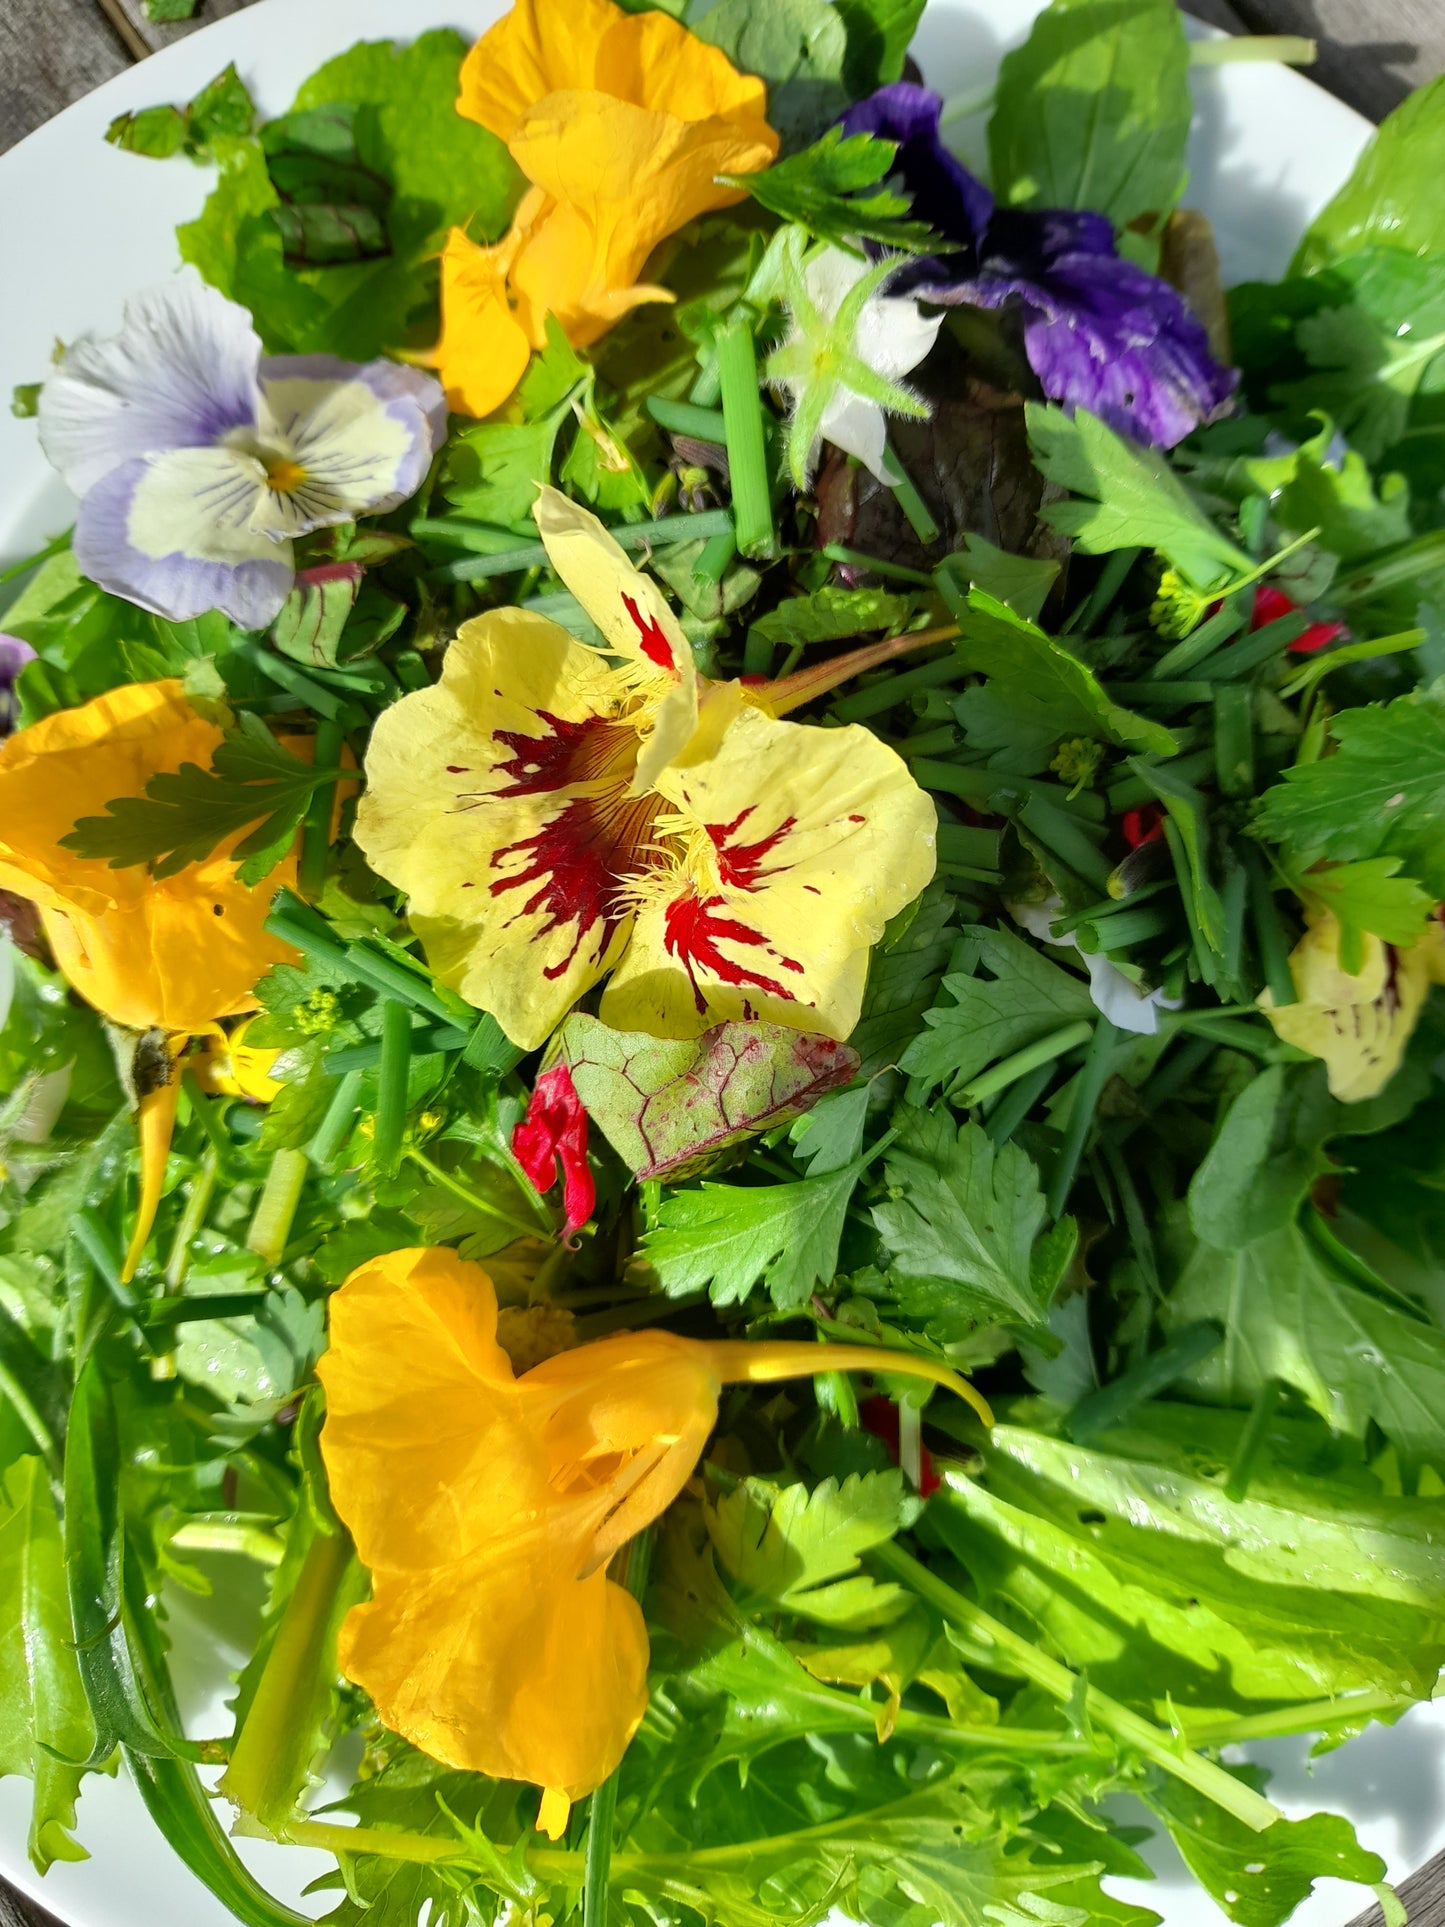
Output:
431,224,539,421
121,1064,182,1285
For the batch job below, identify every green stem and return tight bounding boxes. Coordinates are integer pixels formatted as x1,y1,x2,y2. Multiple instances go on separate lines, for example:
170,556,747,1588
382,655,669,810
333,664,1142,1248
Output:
716,321,776,561
1189,34,1316,65
170,1520,286,1567
222,1526,357,1827
373,1000,412,1176
1066,1321,1222,1442
1180,1690,1414,1747
1225,1377,1281,1502
583,1530,656,1927
832,651,961,722
165,1149,219,1294
957,1023,1093,1110
882,445,939,544
1047,1017,1119,1221
299,718,345,902
308,1069,363,1169
246,1148,309,1268
869,1538,1282,1833
431,509,734,584
405,1146,546,1241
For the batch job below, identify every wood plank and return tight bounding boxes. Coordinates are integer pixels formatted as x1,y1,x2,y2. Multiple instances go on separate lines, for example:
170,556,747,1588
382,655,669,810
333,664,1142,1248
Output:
0,1885,62,1927
0,0,129,152
1350,1844,1445,1927
1225,0,1443,119
106,0,256,56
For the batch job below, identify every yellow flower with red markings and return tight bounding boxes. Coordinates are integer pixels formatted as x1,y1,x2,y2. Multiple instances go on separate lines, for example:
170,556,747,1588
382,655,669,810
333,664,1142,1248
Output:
355,490,936,1051
317,1246,990,1834
429,0,779,417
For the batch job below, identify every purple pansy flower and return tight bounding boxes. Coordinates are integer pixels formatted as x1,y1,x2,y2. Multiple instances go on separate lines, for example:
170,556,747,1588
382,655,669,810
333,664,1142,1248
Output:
841,84,1238,449
0,636,36,739
36,269,448,630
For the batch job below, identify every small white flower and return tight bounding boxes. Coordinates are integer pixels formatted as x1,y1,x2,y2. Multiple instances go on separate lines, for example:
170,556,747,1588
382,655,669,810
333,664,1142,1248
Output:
765,232,942,488
1010,897,1181,1037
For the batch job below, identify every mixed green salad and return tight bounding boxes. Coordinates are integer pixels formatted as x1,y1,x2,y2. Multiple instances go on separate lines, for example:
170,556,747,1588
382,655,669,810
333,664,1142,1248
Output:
2,0,1445,1924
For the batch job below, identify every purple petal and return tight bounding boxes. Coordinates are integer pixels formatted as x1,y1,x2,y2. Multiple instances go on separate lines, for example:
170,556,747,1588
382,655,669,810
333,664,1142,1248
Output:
75,454,294,631
0,635,37,738
841,83,994,260
37,269,262,497
914,214,1238,448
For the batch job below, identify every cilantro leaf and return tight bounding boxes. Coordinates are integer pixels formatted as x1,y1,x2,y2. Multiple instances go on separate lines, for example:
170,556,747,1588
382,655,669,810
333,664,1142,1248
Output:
642,1157,866,1309
62,713,338,883
944,584,1179,758
748,583,914,653
1029,403,1253,589
726,128,947,255
1253,683,1445,894
1289,857,1434,974
874,1108,1060,1334
706,1472,917,1628
898,922,1095,1097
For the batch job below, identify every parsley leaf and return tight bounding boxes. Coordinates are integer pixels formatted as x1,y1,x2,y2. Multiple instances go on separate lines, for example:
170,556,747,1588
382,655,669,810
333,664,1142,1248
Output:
1029,403,1253,589
874,1108,1061,1335
945,584,1179,758
642,1157,867,1310
63,713,339,883
706,1471,917,1629
899,923,1094,1097
851,885,959,1081
726,128,947,255
1253,683,1445,894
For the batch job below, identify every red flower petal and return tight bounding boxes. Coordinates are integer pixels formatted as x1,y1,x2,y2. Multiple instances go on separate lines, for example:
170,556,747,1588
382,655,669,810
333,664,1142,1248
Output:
1120,803,1164,850
1249,582,1346,657
512,1064,596,1235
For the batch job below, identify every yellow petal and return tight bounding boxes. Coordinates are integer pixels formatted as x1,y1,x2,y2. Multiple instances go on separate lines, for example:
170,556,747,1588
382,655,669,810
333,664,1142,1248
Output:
537,1789,571,1841
458,0,774,144
353,607,653,1051
318,1247,991,1804
603,705,938,1039
532,487,698,792
0,681,297,1033
429,223,540,421
121,1063,182,1286
1259,911,1431,1102
197,1018,285,1104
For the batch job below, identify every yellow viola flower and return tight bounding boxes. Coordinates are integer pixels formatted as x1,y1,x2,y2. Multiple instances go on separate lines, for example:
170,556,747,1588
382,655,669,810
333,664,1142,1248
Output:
431,0,779,417
1259,909,1440,1102
0,680,300,1275
317,1245,989,1834
354,490,937,1051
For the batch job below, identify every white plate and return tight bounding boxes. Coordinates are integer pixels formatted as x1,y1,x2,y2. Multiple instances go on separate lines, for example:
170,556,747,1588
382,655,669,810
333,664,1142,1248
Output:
0,5,1436,1927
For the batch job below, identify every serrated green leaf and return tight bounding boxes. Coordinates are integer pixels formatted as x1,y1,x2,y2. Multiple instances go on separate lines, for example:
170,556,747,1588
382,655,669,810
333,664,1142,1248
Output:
899,923,1094,1096
729,128,946,254
643,1157,866,1309
707,1472,917,1628
1029,404,1252,589
875,1109,1059,1334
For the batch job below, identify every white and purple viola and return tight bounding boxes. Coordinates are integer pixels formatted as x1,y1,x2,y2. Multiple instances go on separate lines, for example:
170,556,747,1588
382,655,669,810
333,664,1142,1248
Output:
36,268,447,630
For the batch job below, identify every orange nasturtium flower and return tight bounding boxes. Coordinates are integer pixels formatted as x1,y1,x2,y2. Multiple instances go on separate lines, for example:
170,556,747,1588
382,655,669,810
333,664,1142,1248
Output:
430,0,779,417
0,681,297,1275
318,1245,991,1835
355,488,938,1051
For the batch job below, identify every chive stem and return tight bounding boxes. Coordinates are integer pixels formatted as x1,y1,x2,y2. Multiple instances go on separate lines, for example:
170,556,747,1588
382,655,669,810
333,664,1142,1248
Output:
1047,1018,1119,1218
1246,851,1297,1009
645,397,728,444
583,1529,655,1927
1063,547,1140,635
246,1148,309,1268
823,544,936,587
1067,1321,1223,1441
716,322,775,561
983,1062,1057,1145
164,1148,219,1296
832,653,960,722
373,1001,412,1176
299,717,346,901
1225,1377,1281,1502
309,1069,364,1169
957,1022,1093,1111
881,445,939,545
432,509,734,583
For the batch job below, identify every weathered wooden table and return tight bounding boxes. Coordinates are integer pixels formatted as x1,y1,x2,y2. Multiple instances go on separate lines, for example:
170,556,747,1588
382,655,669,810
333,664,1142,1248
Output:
1,0,1443,1923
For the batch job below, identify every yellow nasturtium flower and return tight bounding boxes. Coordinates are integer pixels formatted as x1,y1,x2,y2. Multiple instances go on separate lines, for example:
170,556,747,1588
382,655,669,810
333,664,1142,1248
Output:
0,680,298,1274
355,490,937,1051
197,1018,286,1104
431,0,779,416
1259,910,1445,1101
318,1245,990,1835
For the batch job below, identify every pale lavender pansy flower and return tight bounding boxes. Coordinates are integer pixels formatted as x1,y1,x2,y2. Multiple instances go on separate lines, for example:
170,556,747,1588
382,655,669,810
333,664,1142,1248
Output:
840,85,1238,450
36,270,447,630
0,636,36,739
